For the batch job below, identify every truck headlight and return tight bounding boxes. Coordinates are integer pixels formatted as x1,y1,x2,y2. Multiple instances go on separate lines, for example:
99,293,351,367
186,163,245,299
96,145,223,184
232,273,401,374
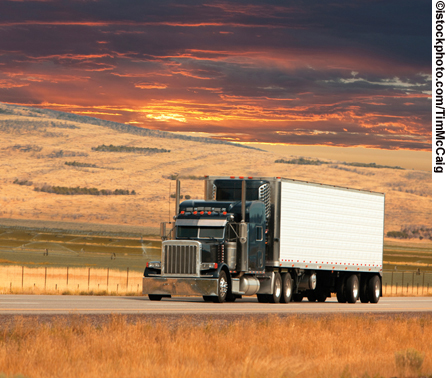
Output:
148,261,161,269
200,262,218,270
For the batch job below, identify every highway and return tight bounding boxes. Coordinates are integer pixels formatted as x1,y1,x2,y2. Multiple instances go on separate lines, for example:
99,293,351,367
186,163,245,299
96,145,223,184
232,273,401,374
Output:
0,295,432,315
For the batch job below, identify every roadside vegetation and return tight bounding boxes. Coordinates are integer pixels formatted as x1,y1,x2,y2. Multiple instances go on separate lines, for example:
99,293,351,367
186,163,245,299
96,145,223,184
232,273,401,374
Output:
0,314,431,378
91,144,170,154
33,185,136,196
386,226,432,241
275,157,404,170
64,161,122,170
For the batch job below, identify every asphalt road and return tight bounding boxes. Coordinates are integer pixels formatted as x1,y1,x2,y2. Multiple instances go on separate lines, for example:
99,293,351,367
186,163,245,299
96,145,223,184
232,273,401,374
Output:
0,295,432,315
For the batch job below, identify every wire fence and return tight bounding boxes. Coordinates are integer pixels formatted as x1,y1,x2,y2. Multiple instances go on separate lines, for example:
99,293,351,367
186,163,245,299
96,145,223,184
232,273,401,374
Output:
0,265,143,294
0,265,433,296
382,270,432,296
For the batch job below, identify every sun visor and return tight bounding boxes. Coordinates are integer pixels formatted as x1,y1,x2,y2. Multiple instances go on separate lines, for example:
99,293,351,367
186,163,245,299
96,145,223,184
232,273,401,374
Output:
175,219,228,227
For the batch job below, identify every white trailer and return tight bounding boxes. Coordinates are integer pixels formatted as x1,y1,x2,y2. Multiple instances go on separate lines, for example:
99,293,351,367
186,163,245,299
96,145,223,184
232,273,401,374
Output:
144,176,385,304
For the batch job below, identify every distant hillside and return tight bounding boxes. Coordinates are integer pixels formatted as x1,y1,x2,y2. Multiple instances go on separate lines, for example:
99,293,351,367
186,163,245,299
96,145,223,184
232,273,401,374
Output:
0,102,261,150
0,101,432,237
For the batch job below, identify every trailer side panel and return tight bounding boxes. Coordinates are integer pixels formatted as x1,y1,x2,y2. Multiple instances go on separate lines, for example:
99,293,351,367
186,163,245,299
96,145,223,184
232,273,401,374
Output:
279,180,384,272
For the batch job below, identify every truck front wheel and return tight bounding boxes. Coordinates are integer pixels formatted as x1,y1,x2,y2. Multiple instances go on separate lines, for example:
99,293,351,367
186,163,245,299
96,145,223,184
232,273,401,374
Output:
212,270,229,303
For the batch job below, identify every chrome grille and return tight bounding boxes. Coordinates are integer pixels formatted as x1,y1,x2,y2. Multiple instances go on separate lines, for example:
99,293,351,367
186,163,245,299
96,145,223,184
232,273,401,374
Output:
259,183,271,220
163,243,199,275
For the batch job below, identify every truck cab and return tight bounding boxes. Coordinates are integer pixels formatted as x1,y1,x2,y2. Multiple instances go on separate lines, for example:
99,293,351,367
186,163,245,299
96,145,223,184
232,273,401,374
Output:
143,189,270,302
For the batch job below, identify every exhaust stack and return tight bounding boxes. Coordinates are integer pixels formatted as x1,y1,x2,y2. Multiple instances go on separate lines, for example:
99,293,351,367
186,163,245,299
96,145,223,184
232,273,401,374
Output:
175,179,181,217
239,179,248,271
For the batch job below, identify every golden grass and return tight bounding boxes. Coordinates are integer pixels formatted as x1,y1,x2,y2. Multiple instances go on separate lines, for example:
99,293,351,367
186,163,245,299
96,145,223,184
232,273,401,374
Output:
0,314,432,378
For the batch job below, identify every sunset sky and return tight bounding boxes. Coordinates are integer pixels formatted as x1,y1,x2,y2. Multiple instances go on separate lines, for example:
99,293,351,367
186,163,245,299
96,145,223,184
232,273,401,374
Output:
0,1,431,155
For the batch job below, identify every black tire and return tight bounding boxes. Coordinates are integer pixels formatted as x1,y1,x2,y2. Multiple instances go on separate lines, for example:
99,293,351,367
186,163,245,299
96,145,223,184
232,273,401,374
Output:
293,293,304,302
336,275,347,303
367,275,381,303
226,293,237,302
280,272,293,303
257,294,269,303
307,291,317,302
212,270,229,303
203,296,213,302
148,294,163,301
268,273,282,303
360,275,370,303
345,274,359,303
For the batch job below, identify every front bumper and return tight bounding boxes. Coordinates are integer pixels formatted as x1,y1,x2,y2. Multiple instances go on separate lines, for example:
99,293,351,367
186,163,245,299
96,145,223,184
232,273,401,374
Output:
142,276,219,296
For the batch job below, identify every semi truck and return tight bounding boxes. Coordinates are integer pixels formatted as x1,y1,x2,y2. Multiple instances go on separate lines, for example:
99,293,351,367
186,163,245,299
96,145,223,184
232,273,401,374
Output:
143,176,385,304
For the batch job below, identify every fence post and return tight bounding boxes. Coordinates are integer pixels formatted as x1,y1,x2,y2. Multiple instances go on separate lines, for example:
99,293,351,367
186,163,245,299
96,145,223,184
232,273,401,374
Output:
391,271,394,294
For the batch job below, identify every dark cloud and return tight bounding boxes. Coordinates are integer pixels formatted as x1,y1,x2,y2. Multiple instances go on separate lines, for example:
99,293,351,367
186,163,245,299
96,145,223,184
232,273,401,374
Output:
0,0,431,150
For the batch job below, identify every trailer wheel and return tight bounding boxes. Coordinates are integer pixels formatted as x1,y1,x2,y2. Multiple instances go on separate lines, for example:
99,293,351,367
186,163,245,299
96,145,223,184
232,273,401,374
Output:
269,273,282,303
280,273,292,303
336,275,347,303
367,275,381,303
212,270,229,303
345,274,359,303
148,294,163,301
360,276,370,303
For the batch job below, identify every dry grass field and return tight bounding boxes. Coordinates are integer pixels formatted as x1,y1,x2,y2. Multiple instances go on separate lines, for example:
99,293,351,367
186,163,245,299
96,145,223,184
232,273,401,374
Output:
0,102,431,237
0,314,432,378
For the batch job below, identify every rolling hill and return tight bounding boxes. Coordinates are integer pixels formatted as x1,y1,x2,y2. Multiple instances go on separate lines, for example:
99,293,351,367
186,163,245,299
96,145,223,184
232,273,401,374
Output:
0,102,431,239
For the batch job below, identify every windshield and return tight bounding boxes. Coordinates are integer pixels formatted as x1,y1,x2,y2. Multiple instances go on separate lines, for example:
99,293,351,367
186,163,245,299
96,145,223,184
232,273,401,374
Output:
177,226,224,239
